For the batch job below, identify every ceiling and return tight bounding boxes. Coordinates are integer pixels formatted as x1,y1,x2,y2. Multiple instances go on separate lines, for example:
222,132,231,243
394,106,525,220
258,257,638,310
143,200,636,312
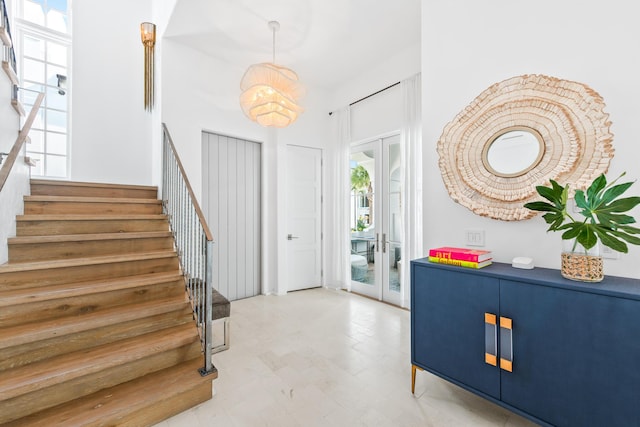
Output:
164,0,421,91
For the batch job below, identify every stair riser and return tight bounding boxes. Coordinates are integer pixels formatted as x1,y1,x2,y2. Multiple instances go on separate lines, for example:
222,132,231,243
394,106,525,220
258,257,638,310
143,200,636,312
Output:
0,307,194,372
0,256,180,290
0,279,186,328
114,381,212,427
1,359,214,427
30,184,157,200
16,218,169,236
0,340,202,424
8,236,175,263
24,201,162,215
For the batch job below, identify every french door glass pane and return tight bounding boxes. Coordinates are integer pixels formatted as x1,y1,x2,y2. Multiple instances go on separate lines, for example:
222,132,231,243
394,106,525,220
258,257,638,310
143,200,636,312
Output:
387,142,402,295
28,129,44,151
46,63,65,86
29,153,44,175
46,40,67,65
47,132,66,155
46,154,66,177
350,149,376,286
46,109,66,132
23,35,45,60
23,58,45,82
46,86,66,110
19,83,43,104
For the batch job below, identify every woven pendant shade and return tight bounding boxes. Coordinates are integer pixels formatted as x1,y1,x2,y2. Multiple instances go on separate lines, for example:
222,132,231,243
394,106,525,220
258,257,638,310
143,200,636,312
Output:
240,62,304,127
240,21,304,128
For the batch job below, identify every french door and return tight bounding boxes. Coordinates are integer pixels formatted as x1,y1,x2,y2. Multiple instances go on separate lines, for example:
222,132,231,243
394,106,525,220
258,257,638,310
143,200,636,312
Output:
349,134,402,305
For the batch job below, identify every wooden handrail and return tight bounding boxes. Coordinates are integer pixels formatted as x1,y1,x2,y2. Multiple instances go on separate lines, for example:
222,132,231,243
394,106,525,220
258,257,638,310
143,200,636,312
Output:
161,123,214,241
0,92,45,193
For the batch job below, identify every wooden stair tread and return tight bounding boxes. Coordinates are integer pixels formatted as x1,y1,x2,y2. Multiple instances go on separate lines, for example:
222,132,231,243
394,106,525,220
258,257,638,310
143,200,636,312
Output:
30,179,157,192
16,214,167,221
0,297,190,350
0,251,177,274
0,323,199,400
5,358,215,427
8,231,173,245
1,179,212,423
0,271,183,308
24,195,162,204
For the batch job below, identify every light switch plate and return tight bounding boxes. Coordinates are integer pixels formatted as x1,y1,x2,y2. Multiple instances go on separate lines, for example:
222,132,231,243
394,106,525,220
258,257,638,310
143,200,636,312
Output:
465,229,485,247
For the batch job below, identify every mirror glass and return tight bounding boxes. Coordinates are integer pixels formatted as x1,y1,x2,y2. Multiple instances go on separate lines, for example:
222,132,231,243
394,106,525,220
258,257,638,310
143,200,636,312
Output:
483,128,544,177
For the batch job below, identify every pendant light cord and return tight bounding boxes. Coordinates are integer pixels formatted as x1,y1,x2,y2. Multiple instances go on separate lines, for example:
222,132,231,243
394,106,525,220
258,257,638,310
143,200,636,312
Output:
268,21,280,64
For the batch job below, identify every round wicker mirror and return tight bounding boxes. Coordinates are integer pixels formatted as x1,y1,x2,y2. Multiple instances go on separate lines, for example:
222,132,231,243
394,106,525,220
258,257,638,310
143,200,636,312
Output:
437,74,614,221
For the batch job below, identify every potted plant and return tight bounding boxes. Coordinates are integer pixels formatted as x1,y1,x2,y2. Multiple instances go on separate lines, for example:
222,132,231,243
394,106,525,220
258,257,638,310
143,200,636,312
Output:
524,172,640,282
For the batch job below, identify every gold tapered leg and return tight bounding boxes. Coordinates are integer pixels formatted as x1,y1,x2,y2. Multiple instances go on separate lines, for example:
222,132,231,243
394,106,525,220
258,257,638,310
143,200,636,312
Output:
411,365,424,394
411,365,417,394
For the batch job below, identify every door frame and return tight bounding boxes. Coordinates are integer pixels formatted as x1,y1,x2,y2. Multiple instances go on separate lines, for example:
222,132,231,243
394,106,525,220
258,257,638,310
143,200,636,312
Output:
349,133,402,306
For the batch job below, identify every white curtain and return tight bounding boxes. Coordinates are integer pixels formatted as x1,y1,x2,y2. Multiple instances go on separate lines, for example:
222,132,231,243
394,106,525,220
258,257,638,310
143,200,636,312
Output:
400,73,423,308
329,106,352,290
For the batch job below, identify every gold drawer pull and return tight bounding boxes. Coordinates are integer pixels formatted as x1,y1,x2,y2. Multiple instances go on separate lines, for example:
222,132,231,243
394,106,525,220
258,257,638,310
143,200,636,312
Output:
499,316,513,372
484,312,498,366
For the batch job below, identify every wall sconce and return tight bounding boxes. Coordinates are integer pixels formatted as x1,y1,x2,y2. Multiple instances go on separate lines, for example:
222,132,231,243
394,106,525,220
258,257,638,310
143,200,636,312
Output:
140,22,156,112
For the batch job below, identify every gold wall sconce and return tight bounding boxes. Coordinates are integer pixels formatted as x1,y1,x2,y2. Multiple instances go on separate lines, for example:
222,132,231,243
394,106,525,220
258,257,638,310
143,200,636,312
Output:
140,22,156,112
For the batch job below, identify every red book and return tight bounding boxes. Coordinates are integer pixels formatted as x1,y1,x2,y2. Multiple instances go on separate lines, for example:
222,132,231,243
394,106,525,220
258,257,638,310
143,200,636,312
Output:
428,247,492,263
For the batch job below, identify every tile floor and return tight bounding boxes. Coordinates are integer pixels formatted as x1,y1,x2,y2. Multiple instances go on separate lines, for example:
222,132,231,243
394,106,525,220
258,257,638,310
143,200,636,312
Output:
156,288,537,427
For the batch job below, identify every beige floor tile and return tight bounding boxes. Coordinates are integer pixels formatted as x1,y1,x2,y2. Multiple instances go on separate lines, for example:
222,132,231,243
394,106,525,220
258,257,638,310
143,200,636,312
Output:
159,288,538,427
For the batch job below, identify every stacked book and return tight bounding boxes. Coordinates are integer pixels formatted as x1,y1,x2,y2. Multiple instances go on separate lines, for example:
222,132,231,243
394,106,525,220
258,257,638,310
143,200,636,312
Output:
428,246,493,269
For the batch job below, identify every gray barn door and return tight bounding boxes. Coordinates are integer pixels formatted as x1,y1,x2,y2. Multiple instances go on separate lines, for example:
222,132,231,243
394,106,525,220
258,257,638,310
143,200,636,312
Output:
202,132,261,301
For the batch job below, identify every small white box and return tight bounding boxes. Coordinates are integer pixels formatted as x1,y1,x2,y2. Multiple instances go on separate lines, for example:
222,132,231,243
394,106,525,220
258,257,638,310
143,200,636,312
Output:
512,256,534,269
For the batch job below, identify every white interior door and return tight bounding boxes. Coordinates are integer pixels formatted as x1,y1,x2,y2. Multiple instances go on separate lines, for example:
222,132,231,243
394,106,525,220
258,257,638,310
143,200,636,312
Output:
286,145,322,292
349,135,402,305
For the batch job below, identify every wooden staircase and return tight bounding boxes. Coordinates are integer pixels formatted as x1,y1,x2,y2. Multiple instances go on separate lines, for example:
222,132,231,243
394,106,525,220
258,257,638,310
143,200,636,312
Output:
0,179,214,426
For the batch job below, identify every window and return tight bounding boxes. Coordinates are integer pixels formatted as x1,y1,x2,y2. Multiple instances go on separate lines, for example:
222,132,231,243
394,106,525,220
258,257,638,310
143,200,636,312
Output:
16,0,71,178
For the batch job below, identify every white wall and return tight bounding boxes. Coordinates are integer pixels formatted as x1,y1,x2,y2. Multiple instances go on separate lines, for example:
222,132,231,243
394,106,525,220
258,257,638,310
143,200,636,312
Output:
71,0,154,185
422,0,640,279
0,58,25,265
161,39,330,295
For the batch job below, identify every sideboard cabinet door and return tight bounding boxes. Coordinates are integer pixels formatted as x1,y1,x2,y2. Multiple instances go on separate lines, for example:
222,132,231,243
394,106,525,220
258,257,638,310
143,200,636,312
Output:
500,279,640,427
412,264,500,398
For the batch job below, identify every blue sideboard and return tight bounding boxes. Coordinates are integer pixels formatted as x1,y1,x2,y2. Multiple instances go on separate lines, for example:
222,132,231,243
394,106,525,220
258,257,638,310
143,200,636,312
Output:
411,259,640,427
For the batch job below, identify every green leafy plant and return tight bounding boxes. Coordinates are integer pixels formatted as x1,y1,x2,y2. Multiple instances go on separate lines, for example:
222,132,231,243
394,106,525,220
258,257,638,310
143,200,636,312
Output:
351,165,370,193
524,173,640,253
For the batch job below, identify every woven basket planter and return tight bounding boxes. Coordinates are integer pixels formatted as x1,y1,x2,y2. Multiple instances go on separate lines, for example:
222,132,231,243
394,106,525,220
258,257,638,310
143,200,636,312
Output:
561,253,604,282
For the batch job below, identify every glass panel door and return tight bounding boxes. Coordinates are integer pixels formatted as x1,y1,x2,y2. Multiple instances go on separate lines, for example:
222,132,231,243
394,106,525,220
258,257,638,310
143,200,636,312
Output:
349,141,380,299
382,135,402,305
349,135,402,305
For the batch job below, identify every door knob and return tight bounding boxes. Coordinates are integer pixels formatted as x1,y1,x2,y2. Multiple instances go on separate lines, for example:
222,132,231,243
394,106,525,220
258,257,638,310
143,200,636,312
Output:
287,234,300,240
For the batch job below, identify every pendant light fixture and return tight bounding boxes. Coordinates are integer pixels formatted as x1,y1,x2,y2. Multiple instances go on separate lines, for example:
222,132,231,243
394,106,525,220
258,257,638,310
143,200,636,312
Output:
240,21,304,128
